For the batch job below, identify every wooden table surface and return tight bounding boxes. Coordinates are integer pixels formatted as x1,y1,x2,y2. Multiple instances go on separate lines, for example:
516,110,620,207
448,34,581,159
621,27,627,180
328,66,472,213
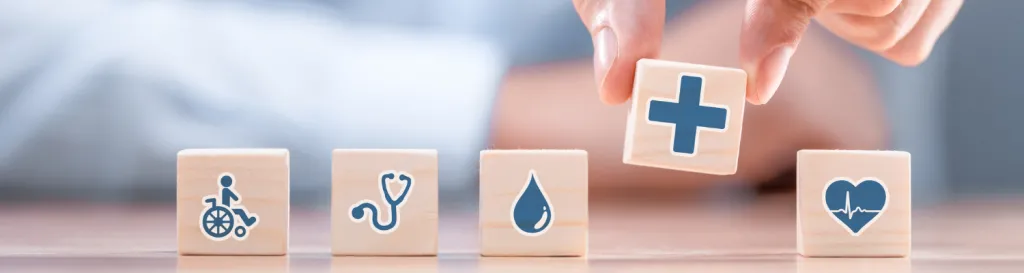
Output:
1,194,1022,272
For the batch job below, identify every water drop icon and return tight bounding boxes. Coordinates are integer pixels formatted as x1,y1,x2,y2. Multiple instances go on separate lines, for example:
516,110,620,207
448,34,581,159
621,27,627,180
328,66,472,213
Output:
511,170,553,236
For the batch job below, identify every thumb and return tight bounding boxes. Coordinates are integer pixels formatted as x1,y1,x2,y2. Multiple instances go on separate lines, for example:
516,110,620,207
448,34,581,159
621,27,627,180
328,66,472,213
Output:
741,0,834,105
574,0,665,105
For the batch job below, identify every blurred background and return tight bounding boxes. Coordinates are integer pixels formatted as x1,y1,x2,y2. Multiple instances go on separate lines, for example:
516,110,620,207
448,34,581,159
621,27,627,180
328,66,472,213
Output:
0,0,1019,210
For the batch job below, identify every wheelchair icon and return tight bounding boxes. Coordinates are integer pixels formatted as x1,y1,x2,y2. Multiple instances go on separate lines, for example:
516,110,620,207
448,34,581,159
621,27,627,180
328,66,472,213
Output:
200,173,259,241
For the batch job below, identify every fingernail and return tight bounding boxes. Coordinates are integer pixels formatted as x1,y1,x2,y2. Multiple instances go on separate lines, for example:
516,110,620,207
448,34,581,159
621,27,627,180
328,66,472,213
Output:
752,46,794,104
593,27,618,89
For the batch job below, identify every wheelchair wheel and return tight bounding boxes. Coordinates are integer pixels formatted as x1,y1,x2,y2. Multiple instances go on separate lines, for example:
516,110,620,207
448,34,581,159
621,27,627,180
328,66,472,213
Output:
202,206,234,238
234,226,247,238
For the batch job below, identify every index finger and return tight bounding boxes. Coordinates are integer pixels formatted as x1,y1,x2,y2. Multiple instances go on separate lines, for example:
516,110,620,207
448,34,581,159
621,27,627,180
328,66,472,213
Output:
574,0,666,105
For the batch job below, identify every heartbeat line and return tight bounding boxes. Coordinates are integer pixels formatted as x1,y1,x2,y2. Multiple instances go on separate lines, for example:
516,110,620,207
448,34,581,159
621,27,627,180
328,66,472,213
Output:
829,191,882,219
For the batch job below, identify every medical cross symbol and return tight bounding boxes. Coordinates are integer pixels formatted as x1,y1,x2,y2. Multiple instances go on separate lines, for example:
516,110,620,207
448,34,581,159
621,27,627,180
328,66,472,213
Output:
646,74,729,156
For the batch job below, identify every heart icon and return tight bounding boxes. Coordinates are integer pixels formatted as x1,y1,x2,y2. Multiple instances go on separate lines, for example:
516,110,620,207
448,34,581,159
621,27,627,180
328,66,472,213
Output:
822,178,889,236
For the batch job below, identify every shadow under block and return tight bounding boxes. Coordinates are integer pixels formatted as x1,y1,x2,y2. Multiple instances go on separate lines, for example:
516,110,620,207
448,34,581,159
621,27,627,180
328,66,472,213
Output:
177,149,290,255
331,257,439,273
797,150,911,257
177,256,289,272
331,149,438,256
479,150,588,257
623,59,747,175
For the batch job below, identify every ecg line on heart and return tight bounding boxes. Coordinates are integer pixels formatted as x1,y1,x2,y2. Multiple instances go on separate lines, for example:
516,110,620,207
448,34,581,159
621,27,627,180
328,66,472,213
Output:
829,191,882,219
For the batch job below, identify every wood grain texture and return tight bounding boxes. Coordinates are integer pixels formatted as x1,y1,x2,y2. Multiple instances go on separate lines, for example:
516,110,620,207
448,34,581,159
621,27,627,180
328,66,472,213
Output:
797,150,912,257
331,149,438,256
177,256,289,273
479,150,588,257
2,195,1024,271
331,257,438,273
796,257,911,273
623,59,747,175
176,149,290,255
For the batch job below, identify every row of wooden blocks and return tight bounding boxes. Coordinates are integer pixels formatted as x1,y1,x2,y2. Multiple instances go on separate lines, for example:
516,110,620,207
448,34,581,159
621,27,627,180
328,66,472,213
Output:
178,149,587,256
178,59,910,258
178,148,910,257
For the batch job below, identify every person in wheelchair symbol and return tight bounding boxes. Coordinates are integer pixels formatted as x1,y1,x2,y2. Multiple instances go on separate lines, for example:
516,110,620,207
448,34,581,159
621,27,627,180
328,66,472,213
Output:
200,173,259,241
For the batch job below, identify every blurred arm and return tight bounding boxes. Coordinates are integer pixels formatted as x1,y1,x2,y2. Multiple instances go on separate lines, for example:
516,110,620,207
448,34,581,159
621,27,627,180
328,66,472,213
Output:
0,1,503,199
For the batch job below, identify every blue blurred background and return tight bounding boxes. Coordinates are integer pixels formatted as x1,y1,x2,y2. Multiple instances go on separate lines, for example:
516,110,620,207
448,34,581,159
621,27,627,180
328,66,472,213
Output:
0,0,1018,208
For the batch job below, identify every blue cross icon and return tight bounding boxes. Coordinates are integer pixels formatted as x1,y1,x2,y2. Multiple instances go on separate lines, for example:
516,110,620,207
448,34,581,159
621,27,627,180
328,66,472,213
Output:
646,74,729,155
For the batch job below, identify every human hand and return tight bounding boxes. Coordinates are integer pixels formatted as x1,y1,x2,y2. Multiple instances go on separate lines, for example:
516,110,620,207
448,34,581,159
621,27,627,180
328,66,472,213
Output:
573,0,963,105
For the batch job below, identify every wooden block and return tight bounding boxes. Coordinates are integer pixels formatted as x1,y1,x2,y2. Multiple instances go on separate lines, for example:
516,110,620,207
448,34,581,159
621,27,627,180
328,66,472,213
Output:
623,59,747,175
177,149,290,255
479,150,588,257
797,150,911,257
331,149,438,256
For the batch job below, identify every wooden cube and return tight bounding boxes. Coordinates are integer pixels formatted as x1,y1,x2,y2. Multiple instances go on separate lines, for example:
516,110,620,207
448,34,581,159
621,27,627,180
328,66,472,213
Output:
177,149,290,255
331,149,438,256
479,150,588,257
797,150,912,257
623,59,747,175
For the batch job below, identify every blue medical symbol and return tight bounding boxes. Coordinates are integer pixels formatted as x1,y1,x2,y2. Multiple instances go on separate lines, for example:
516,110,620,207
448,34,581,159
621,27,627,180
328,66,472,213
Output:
647,74,729,155
200,173,259,241
350,171,413,234
511,170,553,236
823,178,889,236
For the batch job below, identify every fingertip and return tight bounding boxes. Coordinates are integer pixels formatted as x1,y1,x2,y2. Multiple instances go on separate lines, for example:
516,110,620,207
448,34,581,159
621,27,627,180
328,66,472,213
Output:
752,46,794,105
745,85,770,105
746,89,771,105
747,76,781,106
740,0,823,105
886,48,931,67
597,71,633,105
599,90,631,105
745,76,766,105
880,0,964,68
580,0,665,106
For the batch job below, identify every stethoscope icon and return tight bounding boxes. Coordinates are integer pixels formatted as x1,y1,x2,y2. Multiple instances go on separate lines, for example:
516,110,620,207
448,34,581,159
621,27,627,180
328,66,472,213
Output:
349,171,413,234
